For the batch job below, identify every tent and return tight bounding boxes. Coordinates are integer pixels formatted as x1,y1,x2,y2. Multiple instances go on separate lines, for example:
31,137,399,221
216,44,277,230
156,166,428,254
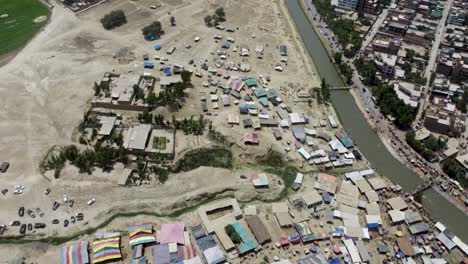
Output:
61,241,90,264
153,244,171,264
160,223,185,245
163,67,172,76
144,62,154,69
202,246,226,264
127,223,156,247
92,236,122,263
155,44,161,50
178,245,197,260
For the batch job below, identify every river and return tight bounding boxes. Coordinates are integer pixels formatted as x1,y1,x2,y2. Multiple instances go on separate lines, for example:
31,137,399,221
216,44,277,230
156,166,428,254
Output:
286,0,468,241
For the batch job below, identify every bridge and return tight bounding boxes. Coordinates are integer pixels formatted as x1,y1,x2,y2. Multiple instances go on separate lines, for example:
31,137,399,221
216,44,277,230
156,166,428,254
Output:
329,86,351,91
410,181,434,196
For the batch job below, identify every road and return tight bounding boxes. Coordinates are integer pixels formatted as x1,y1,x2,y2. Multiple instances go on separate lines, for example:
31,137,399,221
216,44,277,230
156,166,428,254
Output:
414,0,454,124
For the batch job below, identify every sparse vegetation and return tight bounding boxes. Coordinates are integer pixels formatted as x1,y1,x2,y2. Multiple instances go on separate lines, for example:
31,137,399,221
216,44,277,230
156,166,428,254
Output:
174,148,233,172
152,137,167,150
204,7,226,27
173,115,205,135
100,10,127,30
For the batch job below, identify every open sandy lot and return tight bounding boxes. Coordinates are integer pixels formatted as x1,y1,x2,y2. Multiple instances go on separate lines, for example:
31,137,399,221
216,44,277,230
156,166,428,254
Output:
0,0,349,261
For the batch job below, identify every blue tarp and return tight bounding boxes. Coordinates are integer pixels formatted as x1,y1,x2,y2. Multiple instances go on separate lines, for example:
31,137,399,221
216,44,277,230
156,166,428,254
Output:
163,67,172,76
191,225,206,240
328,258,342,264
239,106,248,114
322,192,331,203
368,223,380,229
222,42,230,49
144,62,154,68
154,44,161,50
196,235,217,251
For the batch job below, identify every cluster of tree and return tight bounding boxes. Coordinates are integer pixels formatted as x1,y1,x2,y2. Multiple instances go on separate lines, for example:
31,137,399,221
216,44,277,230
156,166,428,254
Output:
150,165,169,183
406,131,433,161
154,71,192,109
63,0,78,6
41,144,129,177
100,10,127,30
372,84,414,129
138,110,153,124
333,52,354,84
204,8,226,27
313,0,362,57
225,224,242,244
401,62,426,85
111,131,124,146
354,58,379,85
133,84,145,101
316,78,331,104
142,21,163,40
452,85,468,113
441,159,467,188
173,115,205,135
154,114,166,126
208,121,226,145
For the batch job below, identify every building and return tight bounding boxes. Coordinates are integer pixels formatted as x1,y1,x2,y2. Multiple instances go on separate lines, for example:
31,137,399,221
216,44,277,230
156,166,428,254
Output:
160,75,183,88
337,0,359,10
123,124,152,151
372,38,402,55
393,81,421,108
455,153,468,170
374,52,398,77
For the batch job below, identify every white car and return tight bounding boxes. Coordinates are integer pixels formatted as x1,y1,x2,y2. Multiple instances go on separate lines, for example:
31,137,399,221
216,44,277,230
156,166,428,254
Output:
87,198,96,206
63,195,69,203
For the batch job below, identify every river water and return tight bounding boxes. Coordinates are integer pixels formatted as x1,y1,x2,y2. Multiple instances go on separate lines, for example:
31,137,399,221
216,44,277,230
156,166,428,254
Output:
286,0,468,241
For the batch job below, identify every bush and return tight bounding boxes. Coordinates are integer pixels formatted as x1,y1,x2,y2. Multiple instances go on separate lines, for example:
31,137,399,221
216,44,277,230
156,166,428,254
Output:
100,10,127,30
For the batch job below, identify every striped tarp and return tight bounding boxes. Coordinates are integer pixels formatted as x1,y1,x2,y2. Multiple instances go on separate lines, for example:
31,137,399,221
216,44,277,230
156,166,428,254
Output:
60,241,89,264
92,236,122,263
178,245,197,260
128,223,156,247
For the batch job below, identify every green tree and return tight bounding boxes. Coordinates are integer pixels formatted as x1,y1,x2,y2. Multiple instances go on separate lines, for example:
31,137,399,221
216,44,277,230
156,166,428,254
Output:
215,8,225,21
333,52,343,65
147,92,157,107
181,70,192,86
100,10,127,30
142,21,163,39
204,15,213,27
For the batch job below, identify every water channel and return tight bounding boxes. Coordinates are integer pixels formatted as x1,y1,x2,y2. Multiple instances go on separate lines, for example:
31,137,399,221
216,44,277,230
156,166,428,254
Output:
286,0,468,241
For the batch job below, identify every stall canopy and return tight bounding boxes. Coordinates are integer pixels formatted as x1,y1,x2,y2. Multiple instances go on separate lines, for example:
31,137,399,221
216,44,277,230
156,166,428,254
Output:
61,241,90,264
92,236,122,263
178,245,197,260
153,244,171,264
128,223,156,247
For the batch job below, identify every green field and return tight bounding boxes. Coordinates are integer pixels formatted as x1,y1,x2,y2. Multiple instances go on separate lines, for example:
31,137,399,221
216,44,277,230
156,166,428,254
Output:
0,0,49,55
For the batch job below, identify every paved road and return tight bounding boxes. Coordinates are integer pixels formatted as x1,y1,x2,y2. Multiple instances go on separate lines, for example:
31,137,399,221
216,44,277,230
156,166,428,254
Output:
414,0,454,124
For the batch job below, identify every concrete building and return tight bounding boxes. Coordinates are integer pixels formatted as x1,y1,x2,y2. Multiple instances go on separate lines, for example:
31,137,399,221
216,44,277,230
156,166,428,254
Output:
123,124,152,151
393,81,421,108
337,0,359,10
374,52,398,77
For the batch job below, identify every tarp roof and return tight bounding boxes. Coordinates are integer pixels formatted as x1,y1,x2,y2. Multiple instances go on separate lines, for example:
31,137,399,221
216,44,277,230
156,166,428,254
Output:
196,235,217,251
160,223,185,245
397,237,416,256
203,246,226,264
61,241,89,264
245,216,271,244
153,244,170,264
191,225,206,240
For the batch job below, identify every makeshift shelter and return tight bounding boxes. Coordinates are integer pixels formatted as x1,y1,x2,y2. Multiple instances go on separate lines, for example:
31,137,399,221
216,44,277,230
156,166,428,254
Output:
153,244,171,264
292,126,306,143
295,222,316,243
251,174,269,188
202,246,226,264
387,197,408,211
178,245,197,260
297,253,328,264
191,225,206,240
60,241,90,264
92,236,122,263
397,237,416,257
160,223,185,245
127,223,156,247
245,216,271,244
233,222,257,255
196,235,217,251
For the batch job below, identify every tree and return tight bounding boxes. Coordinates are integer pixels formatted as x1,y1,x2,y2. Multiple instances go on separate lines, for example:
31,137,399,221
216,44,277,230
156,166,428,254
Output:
142,21,163,39
133,85,144,101
215,8,225,21
333,52,343,65
147,92,157,107
170,16,176,26
204,15,213,27
181,70,192,86
320,78,331,103
100,10,127,30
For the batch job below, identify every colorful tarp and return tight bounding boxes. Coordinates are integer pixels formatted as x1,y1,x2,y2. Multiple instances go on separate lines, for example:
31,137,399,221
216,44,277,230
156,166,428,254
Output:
128,223,156,247
233,222,257,254
153,244,171,264
92,236,122,263
160,223,185,245
178,245,197,260
60,241,90,264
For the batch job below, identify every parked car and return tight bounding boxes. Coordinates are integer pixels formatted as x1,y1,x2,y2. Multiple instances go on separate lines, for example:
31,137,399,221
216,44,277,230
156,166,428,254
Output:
87,198,96,206
26,209,35,218
44,188,50,195
1,189,8,195
64,220,69,227
69,200,74,208
35,208,44,217
0,161,9,172
71,216,76,224
27,223,32,231
76,213,84,221
63,194,68,203
52,201,60,211
0,224,6,235
19,224,26,235
52,219,59,225
9,221,20,226
18,207,24,217
34,223,46,229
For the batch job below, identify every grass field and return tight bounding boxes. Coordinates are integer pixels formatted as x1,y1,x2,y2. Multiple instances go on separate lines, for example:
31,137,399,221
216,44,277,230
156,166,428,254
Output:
0,0,49,55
